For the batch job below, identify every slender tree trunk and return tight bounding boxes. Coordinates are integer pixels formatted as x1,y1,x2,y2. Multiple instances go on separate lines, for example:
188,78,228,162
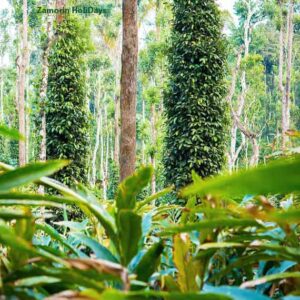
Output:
228,2,257,170
227,46,244,171
112,26,122,166
119,0,138,181
18,0,29,166
38,16,53,194
114,95,120,163
110,121,114,160
237,2,259,167
279,1,285,96
105,105,109,199
282,0,294,150
100,110,107,199
150,104,156,194
91,75,101,187
25,75,30,163
141,99,146,164
0,75,3,123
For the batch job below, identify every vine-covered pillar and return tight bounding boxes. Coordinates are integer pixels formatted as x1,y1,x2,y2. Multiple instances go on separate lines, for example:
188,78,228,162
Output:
164,0,228,189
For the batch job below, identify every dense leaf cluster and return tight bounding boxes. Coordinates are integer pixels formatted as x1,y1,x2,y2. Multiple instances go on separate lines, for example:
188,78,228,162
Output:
46,15,90,185
164,0,228,188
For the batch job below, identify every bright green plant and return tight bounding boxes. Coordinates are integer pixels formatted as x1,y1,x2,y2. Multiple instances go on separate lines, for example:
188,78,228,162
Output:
46,14,91,186
163,0,228,189
1,126,300,299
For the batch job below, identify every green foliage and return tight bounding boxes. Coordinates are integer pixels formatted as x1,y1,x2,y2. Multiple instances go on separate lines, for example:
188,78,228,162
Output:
0,124,25,141
1,126,300,299
107,159,120,199
164,0,228,189
46,15,91,186
181,155,300,198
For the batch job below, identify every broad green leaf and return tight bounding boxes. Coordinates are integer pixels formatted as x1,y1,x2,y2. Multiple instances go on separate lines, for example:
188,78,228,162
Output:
173,234,199,292
14,276,60,287
0,222,67,266
71,232,119,263
0,164,119,250
203,286,270,300
36,223,79,256
0,124,25,141
161,219,261,236
210,253,289,282
116,166,153,210
98,290,232,299
241,272,300,288
269,208,300,223
195,243,300,261
7,265,105,292
0,208,32,220
134,241,164,282
136,186,173,211
117,210,142,266
0,160,69,193
182,156,300,198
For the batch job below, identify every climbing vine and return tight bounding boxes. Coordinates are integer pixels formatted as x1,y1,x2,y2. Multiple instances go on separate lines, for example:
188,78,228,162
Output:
46,15,91,186
164,0,229,188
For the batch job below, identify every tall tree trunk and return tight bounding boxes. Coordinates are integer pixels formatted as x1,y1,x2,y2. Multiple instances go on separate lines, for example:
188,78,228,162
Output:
227,46,244,171
100,110,107,199
18,0,29,166
141,99,146,164
114,95,120,163
91,74,101,187
38,15,53,194
237,2,259,167
228,1,260,169
119,0,138,181
278,1,285,96
112,26,122,166
105,105,109,199
0,74,3,123
25,74,30,163
282,0,294,150
150,104,156,194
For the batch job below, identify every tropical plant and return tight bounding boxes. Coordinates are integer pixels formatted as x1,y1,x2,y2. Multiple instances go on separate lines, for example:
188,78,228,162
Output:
0,125,300,299
46,14,91,186
164,0,228,189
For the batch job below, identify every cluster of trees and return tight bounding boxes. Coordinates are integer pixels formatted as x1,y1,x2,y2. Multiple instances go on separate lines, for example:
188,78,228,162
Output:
1,1,300,299
0,0,299,197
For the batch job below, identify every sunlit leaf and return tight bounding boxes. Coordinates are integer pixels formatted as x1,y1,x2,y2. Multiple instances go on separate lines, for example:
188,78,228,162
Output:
182,156,300,198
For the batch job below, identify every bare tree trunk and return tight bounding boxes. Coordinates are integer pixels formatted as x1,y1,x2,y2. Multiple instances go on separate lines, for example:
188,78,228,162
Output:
91,75,101,187
0,75,3,123
250,138,259,166
141,99,146,164
120,0,138,181
114,95,120,163
227,46,244,171
100,110,107,199
282,0,294,150
237,2,259,167
112,27,122,166
150,104,156,194
25,74,30,163
18,0,29,166
105,105,109,199
278,1,285,96
38,15,53,194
